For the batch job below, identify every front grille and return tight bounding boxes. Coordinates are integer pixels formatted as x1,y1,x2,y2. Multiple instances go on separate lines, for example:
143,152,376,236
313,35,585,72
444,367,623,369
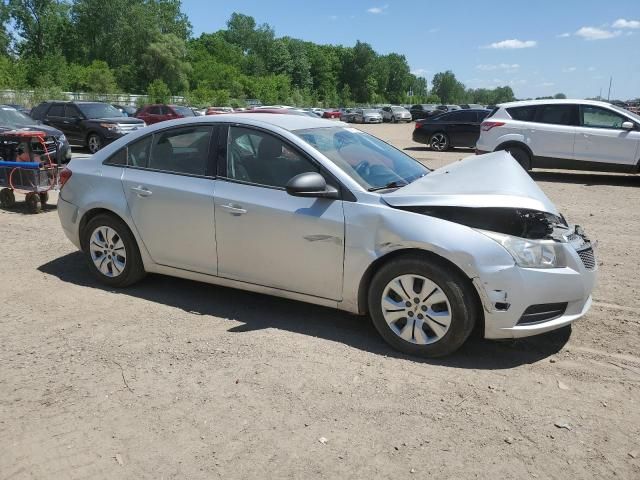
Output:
518,302,568,325
118,123,144,134
577,247,596,270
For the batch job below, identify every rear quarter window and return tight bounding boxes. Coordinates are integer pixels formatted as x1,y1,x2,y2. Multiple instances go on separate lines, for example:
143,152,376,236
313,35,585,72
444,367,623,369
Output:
506,106,537,121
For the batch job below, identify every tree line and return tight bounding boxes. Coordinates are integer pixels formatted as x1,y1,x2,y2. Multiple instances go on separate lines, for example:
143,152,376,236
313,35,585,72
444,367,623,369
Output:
0,2,522,107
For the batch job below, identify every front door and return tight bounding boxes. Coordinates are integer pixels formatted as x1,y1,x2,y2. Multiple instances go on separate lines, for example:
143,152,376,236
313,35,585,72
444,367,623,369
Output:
526,104,578,161
213,125,345,300
121,125,218,274
574,105,640,168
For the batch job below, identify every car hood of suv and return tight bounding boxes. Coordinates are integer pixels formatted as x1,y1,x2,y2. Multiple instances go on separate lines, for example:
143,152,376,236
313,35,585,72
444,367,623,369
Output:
384,151,559,215
87,117,144,124
0,123,64,137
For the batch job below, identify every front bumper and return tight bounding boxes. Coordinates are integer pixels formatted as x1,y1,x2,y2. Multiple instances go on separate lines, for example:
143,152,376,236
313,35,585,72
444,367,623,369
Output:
364,117,382,123
476,239,597,339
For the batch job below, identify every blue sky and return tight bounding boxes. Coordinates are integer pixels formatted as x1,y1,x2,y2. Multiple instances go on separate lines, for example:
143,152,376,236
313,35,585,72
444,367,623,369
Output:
181,0,640,100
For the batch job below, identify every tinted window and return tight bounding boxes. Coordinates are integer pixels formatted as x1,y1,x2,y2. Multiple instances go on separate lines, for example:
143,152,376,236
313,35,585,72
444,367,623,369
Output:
77,103,123,119
507,106,537,121
581,106,627,129
30,104,48,120
149,126,212,175
226,126,318,188
64,105,82,118
127,135,152,168
172,106,195,117
48,105,64,117
536,104,577,126
104,148,127,166
477,110,491,121
148,106,161,115
444,111,476,122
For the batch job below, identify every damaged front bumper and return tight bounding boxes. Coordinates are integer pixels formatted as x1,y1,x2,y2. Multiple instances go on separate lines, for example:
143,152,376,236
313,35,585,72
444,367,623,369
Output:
474,226,597,339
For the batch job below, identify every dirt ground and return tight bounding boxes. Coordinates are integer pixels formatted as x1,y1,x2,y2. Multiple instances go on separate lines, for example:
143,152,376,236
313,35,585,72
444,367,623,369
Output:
1,122,639,479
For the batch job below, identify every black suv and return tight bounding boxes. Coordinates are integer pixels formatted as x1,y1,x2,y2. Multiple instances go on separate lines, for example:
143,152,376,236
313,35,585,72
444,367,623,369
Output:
31,101,146,153
409,104,445,121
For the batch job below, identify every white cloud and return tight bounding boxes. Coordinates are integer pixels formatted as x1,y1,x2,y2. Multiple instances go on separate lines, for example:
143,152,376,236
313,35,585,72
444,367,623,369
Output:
557,32,571,38
476,63,520,71
367,4,388,14
612,18,640,29
486,39,537,49
575,26,621,40
562,67,577,73
328,15,338,21
540,82,555,87
411,68,429,77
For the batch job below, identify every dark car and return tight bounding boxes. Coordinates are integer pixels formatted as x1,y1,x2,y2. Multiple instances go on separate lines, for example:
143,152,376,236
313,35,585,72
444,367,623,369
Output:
409,104,444,121
0,104,71,163
412,109,491,151
6,104,31,116
31,101,145,154
135,104,195,125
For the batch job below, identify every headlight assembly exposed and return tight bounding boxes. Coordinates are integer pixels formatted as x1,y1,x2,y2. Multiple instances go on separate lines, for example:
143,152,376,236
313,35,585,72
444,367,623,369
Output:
479,230,565,268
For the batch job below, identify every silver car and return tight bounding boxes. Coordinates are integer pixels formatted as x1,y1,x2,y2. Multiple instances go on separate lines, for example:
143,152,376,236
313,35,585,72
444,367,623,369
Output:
353,108,383,124
381,106,412,123
57,114,596,357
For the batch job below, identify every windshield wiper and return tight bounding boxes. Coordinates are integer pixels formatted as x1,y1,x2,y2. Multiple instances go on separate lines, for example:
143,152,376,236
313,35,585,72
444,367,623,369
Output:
368,180,408,192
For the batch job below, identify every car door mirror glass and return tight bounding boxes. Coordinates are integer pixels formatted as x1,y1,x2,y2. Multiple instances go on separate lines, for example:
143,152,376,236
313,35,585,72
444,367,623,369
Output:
286,172,339,199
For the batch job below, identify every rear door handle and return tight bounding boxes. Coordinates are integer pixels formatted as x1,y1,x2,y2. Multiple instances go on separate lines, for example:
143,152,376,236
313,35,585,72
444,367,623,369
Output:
131,186,152,197
220,203,247,215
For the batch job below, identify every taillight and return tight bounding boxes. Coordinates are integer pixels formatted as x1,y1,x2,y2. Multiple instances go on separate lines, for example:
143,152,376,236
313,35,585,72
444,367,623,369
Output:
414,122,423,129
481,121,505,131
59,168,72,189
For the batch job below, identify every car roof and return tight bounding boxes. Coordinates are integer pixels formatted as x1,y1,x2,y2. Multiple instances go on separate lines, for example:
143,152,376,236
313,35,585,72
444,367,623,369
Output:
497,98,618,109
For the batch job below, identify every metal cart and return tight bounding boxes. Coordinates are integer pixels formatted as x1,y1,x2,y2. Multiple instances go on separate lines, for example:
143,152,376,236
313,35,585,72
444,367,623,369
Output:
0,130,60,214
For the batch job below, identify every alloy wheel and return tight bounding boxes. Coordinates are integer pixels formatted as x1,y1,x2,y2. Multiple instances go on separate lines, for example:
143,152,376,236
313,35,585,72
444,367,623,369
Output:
89,226,126,277
431,133,448,151
381,274,452,345
88,135,102,154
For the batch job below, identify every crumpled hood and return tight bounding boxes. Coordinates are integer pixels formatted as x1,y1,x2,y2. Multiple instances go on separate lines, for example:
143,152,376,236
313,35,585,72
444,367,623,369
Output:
0,123,63,137
384,151,559,215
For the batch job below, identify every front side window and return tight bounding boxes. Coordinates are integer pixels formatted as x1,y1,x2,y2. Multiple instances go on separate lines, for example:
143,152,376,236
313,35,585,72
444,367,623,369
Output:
295,126,429,191
536,104,578,126
64,105,82,118
581,106,627,129
148,126,212,175
48,105,64,117
172,106,195,117
225,126,318,188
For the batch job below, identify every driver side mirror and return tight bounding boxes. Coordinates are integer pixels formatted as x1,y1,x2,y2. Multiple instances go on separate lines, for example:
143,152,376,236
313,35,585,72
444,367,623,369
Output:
286,172,340,199
621,121,635,130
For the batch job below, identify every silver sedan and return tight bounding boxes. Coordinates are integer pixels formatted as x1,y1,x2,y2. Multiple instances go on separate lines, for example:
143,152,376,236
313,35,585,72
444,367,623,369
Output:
57,114,596,357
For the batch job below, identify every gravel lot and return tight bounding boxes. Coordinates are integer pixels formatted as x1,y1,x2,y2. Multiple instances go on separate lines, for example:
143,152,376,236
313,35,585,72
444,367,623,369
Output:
1,122,639,479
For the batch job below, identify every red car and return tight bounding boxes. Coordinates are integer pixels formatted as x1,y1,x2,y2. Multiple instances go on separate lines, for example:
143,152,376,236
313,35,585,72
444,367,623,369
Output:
322,109,341,119
206,107,233,115
135,104,195,125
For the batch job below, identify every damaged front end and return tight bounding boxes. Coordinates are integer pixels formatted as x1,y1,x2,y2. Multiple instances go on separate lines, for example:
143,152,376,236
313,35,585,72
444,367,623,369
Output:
394,206,568,240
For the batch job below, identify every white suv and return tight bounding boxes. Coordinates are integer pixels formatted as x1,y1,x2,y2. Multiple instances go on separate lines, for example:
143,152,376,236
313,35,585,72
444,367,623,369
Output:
476,99,640,173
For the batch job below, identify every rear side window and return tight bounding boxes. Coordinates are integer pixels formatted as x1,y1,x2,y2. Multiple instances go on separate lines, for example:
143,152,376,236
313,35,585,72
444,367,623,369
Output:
127,135,152,168
31,104,48,120
104,148,127,166
148,126,212,176
581,106,627,129
507,106,537,121
48,105,64,117
535,104,578,126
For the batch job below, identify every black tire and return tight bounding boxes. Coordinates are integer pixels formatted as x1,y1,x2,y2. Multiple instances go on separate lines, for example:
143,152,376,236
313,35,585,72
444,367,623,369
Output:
82,213,146,287
502,145,531,171
87,133,103,154
430,132,450,151
25,192,42,213
392,115,397,123
0,188,15,208
368,255,478,357
39,192,49,205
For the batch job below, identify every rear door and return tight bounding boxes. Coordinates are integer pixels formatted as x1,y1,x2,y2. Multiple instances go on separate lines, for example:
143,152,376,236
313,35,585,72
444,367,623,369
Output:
574,105,640,168
63,104,84,143
121,125,218,274
445,110,478,146
42,103,67,134
525,104,578,162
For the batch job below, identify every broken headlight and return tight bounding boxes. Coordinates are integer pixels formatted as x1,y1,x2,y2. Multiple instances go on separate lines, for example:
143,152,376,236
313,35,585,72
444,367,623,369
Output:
479,230,566,269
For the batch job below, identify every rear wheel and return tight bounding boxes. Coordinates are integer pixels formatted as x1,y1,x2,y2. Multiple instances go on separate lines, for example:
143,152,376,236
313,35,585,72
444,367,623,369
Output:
82,214,146,287
430,132,450,151
368,255,478,357
502,145,531,171
392,115,397,123
25,192,42,213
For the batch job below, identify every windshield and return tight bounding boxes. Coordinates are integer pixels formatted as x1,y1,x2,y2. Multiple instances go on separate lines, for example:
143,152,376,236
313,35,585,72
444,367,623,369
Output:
609,104,640,123
172,106,195,117
78,103,124,119
0,106,34,126
363,109,379,114
294,126,429,191
391,107,406,112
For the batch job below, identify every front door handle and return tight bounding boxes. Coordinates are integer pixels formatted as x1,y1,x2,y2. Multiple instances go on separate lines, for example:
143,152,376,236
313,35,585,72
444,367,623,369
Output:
220,203,247,215
131,186,152,197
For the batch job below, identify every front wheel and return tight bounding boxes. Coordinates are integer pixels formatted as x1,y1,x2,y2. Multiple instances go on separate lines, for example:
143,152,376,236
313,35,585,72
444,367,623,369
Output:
0,188,15,208
368,256,478,357
82,214,146,287
87,133,103,154
430,132,450,151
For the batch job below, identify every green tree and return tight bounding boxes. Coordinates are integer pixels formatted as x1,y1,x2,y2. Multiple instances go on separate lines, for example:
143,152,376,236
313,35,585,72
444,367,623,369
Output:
9,0,71,58
141,34,191,94
554,93,567,99
85,60,117,92
431,71,466,104
147,79,171,103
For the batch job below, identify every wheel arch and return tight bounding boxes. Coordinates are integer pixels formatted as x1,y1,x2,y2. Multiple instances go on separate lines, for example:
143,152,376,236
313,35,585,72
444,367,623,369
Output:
495,140,533,159
356,248,483,329
79,207,136,252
